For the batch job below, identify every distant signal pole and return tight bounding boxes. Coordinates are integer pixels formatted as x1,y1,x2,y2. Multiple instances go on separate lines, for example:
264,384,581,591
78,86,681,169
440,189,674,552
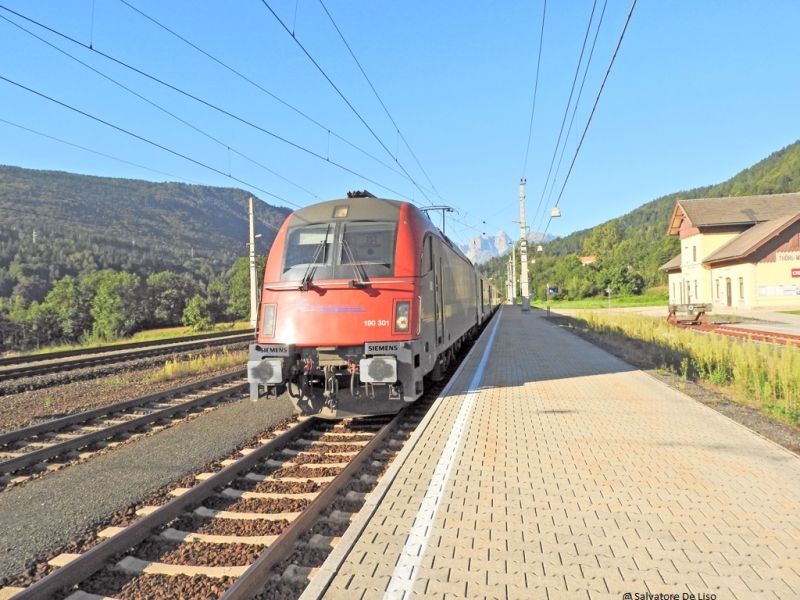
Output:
519,179,530,312
249,197,258,330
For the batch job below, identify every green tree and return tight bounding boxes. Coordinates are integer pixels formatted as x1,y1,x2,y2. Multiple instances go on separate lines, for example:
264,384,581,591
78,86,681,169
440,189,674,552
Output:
91,271,147,340
42,275,95,342
205,277,229,324
582,220,623,258
182,294,212,331
227,256,267,321
147,271,199,327
25,301,61,349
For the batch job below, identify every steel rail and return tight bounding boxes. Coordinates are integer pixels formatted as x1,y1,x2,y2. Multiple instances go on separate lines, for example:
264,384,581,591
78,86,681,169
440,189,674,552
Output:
0,333,252,383
0,330,253,367
0,370,245,447
220,410,404,600
11,417,319,600
0,371,247,475
0,334,252,381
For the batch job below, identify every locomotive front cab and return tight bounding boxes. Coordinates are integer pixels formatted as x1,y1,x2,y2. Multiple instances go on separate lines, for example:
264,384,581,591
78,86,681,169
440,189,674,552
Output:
248,197,427,418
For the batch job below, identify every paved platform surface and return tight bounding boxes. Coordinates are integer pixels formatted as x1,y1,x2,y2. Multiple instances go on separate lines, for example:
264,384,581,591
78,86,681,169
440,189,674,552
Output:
319,306,800,599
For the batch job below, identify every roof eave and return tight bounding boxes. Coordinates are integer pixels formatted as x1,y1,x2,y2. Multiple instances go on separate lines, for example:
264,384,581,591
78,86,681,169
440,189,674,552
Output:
666,202,687,236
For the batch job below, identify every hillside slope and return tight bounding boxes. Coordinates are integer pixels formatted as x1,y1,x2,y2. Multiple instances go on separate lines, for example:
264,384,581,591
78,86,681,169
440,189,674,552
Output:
0,166,293,301
481,139,800,292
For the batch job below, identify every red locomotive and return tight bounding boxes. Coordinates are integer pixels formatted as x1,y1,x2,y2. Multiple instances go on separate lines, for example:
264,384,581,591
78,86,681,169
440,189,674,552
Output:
248,191,502,418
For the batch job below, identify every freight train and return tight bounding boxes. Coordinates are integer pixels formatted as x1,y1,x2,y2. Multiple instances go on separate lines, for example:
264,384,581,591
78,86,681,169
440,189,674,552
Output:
248,191,503,418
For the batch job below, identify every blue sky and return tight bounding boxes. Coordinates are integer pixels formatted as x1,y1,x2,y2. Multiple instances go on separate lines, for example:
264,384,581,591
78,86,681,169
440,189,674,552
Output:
1,0,799,247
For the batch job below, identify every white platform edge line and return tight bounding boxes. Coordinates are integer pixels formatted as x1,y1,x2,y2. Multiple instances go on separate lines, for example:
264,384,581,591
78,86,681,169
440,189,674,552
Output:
384,310,501,599
298,307,504,600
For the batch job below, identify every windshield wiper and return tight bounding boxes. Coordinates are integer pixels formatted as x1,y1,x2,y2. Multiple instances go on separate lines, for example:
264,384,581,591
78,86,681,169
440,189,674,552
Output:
300,225,330,291
341,236,368,287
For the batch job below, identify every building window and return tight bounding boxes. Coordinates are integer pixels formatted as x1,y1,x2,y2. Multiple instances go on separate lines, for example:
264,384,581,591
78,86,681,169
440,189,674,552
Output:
716,279,720,299
739,277,744,299
686,281,691,302
693,246,697,262
694,280,698,298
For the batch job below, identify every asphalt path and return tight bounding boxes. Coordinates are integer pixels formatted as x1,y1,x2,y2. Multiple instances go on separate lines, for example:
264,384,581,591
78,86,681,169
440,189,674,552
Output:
0,393,294,579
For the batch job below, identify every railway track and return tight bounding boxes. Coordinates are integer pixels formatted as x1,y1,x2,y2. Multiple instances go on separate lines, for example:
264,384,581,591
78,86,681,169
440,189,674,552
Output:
673,320,800,346
0,371,247,488
2,410,421,600
0,331,253,385
0,308,498,599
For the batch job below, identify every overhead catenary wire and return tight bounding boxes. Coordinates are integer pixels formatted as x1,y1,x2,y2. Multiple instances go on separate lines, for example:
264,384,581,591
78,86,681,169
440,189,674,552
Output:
316,0,442,200
0,117,201,185
521,0,547,179
0,13,322,202
539,0,609,229
486,0,594,225
540,0,638,241
0,73,303,212
259,0,434,206
311,0,511,240
114,0,431,198
0,4,415,203
529,0,600,231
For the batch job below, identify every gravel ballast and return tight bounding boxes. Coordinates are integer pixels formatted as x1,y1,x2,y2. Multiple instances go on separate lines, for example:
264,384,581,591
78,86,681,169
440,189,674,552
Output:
0,348,248,433
0,392,293,580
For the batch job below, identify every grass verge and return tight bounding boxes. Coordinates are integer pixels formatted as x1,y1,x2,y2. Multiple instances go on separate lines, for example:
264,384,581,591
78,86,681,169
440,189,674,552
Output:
531,290,669,310
22,322,252,357
557,311,800,428
146,346,245,383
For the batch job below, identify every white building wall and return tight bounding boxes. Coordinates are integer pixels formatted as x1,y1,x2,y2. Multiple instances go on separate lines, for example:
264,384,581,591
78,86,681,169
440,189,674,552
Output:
678,232,738,305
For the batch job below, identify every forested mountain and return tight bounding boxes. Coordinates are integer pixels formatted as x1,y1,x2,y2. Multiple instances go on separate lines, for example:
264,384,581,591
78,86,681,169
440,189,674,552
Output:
0,165,292,303
0,166,294,351
480,139,800,299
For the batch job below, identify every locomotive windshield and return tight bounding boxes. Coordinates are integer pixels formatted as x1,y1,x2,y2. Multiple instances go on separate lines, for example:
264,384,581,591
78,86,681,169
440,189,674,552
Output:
282,221,396,281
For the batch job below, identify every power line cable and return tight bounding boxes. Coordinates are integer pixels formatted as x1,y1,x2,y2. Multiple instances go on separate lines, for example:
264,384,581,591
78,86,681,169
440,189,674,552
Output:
0,4,414,202
316,0,442,200
530,0,599,231
540,0,608,227
540,0,638,240
0,13,322,202
0,117,201,184
486,0,594,225
114,0,429,197
521,0,547,179
0,73,303,210
258,0,433,206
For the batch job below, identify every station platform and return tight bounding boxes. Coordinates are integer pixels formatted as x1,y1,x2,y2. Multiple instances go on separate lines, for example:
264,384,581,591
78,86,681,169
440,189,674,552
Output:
305,306,800,599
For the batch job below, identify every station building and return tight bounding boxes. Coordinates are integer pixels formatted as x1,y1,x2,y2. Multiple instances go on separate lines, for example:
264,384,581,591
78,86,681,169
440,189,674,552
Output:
660,193,800,310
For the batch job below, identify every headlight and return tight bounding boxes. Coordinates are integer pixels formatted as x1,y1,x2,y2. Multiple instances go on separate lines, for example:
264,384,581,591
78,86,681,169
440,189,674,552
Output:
395,301,410,332
261,304,276,337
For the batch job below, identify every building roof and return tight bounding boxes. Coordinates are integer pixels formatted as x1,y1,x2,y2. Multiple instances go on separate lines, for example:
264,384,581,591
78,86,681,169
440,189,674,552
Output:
704,211,800,264
659,254,682,272
667,192,800,235
580,255,597,265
